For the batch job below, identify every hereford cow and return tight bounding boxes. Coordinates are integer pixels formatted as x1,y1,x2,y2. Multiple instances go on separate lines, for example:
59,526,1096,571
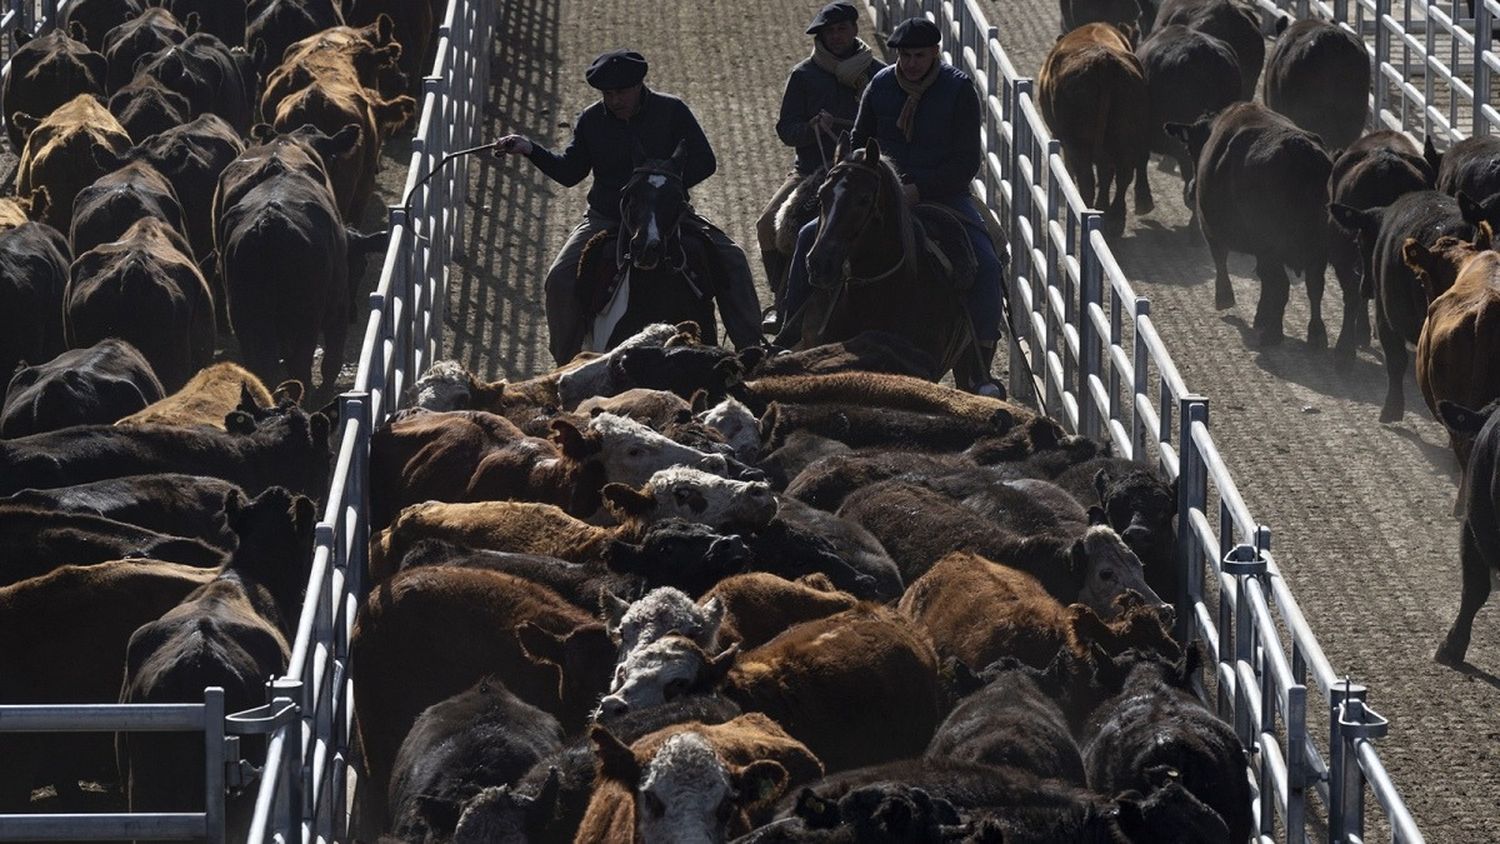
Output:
118,363,293,430
601,466,778,531
59,0,144,51
1,473,242,550
0,560,213,811
0,403,332,497
69,159,190,258
604,587,724,668
599,604,941,772
1054,456,1179,600
1135,24,1240,208
1167,101,1332,347
2,25,106,152
0,221,71,379
386,676,564,843
119,488,308,818
1153,0,1271,98
351,566,617,823
135,33,257,134
1326,132,1435,362
66,216,214,391
2,339,163,437
1263,19,1370,149
13,93,131,231
1038,23,1152,235
101,6,191,91
1433,398,1500,664
1329,190,1489,420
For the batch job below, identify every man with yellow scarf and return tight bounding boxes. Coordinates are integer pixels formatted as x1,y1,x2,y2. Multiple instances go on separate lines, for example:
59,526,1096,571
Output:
779,16,1006,396
757,2,884,333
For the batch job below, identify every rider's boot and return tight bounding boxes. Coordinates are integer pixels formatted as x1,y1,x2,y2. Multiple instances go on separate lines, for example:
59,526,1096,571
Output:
955,343,1005,398
760,252,789,335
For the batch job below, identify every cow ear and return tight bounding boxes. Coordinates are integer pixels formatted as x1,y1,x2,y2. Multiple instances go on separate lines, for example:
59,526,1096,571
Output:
733,759,789,808
589,725,641,786
251,37,268,70
1086,505,1108,527
221,488,246,523
1328,202,1377,236
310,412,331,445
833,129,850,163
320,124,362,161
1423,134,1442,176
1027,416,1063,451
414,794,462,832
689,388,709,414
237,382,260,413
11,27,30,49
183,11,200,34
938,655,983,700
515,621,566,667
292,495,316,534
705,643,740,683
1437,400,1489,435
272,380,304,406
736,345,766,374
600,591,632,637
549,418,600,460
24,186,49,221
1093,467,1114,504
602,482,656,519
375,13,396,44
67,20,88,43
1400,237,1443,302
1162,122,1192,147
713,356,745,389
795,788,838,825
225,409,256,434
673,320,702,343
1458,191,1488,226
250,123,277,144
1477,220,1495,252
757,402,780,442
10,111,41,142
1273,11,1291,33
1067,603,1113,649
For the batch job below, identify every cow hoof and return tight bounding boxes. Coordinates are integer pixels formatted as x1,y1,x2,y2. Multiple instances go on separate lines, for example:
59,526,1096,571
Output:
1332,343,1356,371
1135,196,1155,215
1379,404,1403,423
1306,323,1327,349
1214,291,1235,310
1251,328,1284,348
1434,642,1467,666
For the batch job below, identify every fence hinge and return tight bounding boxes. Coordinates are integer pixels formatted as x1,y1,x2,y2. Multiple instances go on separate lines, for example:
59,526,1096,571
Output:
1221,543,1267,576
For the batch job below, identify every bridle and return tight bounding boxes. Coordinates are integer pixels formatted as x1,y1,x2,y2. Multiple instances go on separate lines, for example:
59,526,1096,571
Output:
619,163,689,273
817,156,906,287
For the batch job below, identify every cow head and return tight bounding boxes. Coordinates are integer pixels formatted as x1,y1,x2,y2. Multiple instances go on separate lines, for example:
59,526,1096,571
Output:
411,359,478,410
603,467,777,532
1437,398,1500,500
448,771,561,844
1094,465,1178,599
1111,778,1232,843
1067,525,1166,618
698,396,760,463
613,343,745,404
1401,222,1492,304
602,587,724,666
221,486,316,631
1162,118,1213,170
595,635,738,717
515,620,616,724
604,519,752,596
591,728,787,844
556,322,678,408
584,412,731,487
790,783,961,840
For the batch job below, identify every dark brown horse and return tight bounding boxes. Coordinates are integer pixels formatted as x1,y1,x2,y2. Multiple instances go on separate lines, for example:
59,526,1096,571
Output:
795,136,974,379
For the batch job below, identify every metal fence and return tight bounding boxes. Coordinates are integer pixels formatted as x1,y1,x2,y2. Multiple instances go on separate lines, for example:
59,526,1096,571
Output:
0,0,493,838
858,0,1425,841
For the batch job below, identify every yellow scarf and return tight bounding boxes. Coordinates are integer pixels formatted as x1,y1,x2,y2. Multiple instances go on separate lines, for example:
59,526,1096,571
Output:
811,38,875,90
895,63,940,142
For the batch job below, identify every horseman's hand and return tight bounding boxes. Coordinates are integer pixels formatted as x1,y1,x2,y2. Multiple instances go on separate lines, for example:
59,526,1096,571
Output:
901,183,920,205
809,111,834,134
492,134,533,157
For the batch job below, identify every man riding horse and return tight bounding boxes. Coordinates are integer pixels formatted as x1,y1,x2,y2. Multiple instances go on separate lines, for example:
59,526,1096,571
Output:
758,2,885,333
493,48,763,364
779,17,1006,396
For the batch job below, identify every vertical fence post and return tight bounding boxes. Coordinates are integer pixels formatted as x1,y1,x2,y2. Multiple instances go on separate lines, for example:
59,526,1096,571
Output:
1008,78,1035,406
1374,0,1390,129
1329,680,1370,840
1479,0,1494,136
1175,398,1208,645
1078,212,1103,441
1131,297,1150,457
203,687,226,844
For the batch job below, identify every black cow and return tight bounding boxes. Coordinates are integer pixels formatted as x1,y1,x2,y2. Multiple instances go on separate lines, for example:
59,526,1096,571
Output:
59,0,144,51
1167,102,1332,347
1326,131,1435,362
0,404,332,498
925,658,1087,786
1263,19,1371,150
387,676,564,842
1329,190,1491,420
396,539,647,607
756,430,850,492
605,519,755,598
1,473,242,550
70,159,191,259
1153,0,1273,99
247,0,346,75
65,217,215,392
753,497,900,601
0,504,225,586
2,25,107,152
118,487,312,818
1055,457,1179,602
1434,399,1500,665
101,7,192,92
1434,135,1500,203
759,401,1015,453
1080,649,1250,842
108,74,194,143
0,221,71,380
2,339,163,437
1135,24,1240,209
1061,0,1152,34
617,342,746,403
136,33,257,134
747,331,939,380
215,125,358,393
164,0,248,47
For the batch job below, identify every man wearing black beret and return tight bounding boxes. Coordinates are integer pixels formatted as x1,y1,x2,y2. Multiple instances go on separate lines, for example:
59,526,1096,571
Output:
494,49,763,364
780,16,1006,395
756,2,884,332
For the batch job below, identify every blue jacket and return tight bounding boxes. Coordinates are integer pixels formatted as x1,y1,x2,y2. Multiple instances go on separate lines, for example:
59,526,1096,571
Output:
851,63,981,204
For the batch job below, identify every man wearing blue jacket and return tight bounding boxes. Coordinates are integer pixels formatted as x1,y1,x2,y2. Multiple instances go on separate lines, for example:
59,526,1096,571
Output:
495,49,763,364
779,17,1005,394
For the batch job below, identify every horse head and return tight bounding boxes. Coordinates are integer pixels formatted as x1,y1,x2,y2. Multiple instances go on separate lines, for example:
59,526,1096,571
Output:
807,136,896,289
619,141,689,271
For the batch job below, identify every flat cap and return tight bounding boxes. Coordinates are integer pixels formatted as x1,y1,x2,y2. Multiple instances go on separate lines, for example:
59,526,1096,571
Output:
806,2,859,34
585,49,648,90
887,17,940,48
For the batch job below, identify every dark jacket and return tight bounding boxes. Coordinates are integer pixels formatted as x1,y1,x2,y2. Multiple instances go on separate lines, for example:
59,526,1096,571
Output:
526,87,716,217
776,53,887,175
851,63,981,203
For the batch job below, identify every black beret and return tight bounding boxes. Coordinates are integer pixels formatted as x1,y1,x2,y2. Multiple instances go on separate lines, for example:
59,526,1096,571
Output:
585,49,648,90
887,17,940,48
806,2,859,34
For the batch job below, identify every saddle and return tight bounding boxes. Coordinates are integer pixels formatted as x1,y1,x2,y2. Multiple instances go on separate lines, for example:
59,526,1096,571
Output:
910,203,979,293
575,219,723,318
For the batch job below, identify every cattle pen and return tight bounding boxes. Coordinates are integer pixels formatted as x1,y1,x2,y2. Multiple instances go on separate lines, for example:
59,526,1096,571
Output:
2,0,1498,840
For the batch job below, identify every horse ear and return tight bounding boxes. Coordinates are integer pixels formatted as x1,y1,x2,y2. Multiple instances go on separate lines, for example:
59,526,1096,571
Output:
864,136,880,161
669,139,688,171
834,130,851,162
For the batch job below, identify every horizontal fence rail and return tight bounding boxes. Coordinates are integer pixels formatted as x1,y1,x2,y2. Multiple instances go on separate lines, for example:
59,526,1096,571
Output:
861,0,1427,840
0,0,493,839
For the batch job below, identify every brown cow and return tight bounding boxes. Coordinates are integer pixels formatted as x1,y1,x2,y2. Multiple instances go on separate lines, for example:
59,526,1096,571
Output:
1406,224,1500,474
343,0,434,89
1038,22,1152,236
13,93,131,230
351,566,616,825
698,572,858,650
737,371,1028,423
117,362,300,429
260,17,405,117
65,216,215,392
0,561,213,810
578,714,818,842
899,551,1179,672
600,604,941,772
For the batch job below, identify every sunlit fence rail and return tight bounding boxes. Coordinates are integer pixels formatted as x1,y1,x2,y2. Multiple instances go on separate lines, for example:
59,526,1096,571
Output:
0,0,493,839
859,0,1426,841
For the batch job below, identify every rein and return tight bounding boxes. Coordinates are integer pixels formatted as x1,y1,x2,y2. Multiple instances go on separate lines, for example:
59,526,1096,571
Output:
821,158,906,287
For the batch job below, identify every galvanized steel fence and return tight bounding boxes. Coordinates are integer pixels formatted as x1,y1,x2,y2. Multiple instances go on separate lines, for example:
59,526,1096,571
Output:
0,0,493,839
858,0,1426,841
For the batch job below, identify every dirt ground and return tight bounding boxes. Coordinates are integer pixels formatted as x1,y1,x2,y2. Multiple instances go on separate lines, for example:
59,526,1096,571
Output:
447,0,1496,840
